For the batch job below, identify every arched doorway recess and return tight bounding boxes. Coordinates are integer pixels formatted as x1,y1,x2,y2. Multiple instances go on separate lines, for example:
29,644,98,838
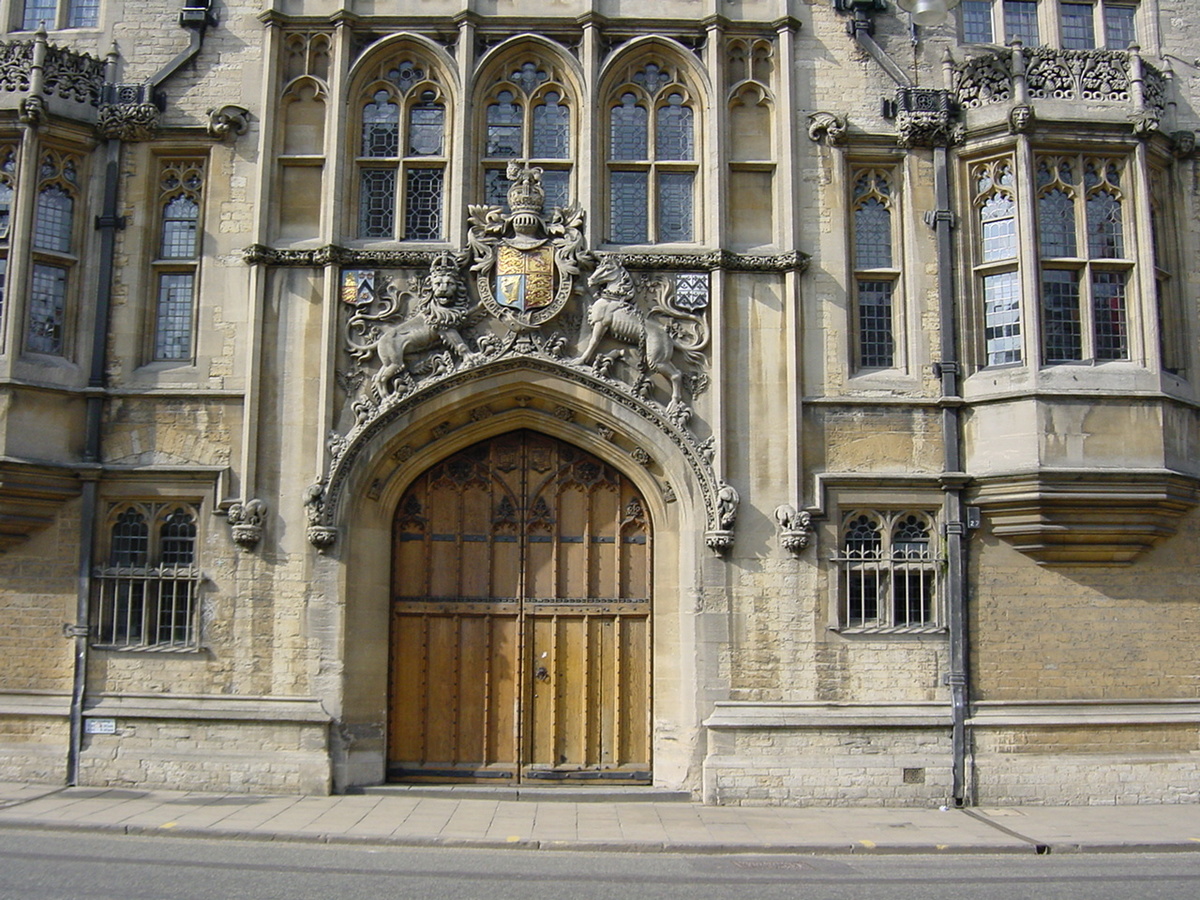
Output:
388,429,652,783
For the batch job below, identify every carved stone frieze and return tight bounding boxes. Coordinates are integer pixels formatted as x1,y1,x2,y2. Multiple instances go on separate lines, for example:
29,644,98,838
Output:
96,102,160,141
955,47,1165,116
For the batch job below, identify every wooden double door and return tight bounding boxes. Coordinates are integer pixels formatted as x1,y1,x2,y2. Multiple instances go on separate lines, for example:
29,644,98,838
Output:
388,431,652,783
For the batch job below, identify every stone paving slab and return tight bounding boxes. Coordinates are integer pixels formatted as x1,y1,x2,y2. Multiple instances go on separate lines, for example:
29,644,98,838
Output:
0,782,1197,854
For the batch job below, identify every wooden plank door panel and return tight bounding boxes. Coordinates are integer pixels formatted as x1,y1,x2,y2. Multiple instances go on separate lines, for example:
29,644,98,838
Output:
388,431,651,784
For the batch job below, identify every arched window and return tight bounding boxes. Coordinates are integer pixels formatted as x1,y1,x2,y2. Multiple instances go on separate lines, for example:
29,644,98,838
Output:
354,55,448,241
479,56,575,213
0,146,15,346
852,168,898,370
835,510,940,631
605,59,698,244
26,150,81,357
972,158,1022,366
153,158,206,362
93,502,203,649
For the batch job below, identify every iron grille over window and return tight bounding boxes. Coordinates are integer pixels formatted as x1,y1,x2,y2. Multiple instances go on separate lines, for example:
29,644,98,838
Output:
834,510,942,632
92,504,204,650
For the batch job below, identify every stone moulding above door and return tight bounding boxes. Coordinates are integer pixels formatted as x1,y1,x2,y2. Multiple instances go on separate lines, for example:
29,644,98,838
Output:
304,357,731,555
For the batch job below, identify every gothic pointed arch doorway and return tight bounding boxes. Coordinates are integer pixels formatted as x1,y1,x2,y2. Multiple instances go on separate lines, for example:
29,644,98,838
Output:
388,430,652,783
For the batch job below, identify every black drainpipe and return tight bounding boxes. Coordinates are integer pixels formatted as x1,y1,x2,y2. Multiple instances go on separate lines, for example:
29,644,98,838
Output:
841,7,972,806
66,2,217,785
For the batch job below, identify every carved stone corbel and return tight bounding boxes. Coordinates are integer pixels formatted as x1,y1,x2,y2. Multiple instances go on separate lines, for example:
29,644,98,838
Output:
774,504,814,554
1008,104,1034,134
227,498,267,549
807,111,847,146
1171,131,1197,159
207,104,251,140
705,482,739,555
18,95,45,126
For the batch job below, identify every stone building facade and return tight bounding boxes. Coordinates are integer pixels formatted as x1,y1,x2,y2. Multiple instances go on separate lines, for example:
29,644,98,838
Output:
0,0,1197,805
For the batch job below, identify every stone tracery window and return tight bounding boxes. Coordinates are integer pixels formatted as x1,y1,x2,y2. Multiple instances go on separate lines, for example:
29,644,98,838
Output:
851,167,898,370
834,510,941,632
152,158,206,362
480,58,574,213
26,149,81,357
355,57,447,241
92,502,204,650
971,157,1022,366
0,147,14,352
605,59,698,245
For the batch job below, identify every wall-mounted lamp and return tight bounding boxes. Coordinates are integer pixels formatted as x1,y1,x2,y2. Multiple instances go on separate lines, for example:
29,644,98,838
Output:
895,0,962,28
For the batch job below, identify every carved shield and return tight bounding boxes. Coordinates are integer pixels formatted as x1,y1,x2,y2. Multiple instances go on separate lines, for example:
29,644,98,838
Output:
496,245,555,313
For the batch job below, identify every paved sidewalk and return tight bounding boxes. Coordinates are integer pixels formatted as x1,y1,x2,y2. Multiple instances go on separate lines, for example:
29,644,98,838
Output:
1,782,1198,854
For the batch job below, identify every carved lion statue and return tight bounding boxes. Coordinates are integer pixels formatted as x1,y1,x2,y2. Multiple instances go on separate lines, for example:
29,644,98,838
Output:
351,255,480,397
573,254,708,413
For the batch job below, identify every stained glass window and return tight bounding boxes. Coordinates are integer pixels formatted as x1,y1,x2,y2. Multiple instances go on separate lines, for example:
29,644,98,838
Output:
408,93,444,157
1092,271,1128,359
658,172,694,242
1042,268,1083,361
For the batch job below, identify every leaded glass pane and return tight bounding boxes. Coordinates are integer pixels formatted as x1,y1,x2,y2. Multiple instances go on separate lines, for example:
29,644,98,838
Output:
0,183,12,240
362,91,400,157
27,264,67,356
1039,189,1076,258
110,509,149,566
1061,3,1096,49
893,515,931,559
983,270,1022,365
386,61,425,94
486,91,523,158
404,168,443,241
34,186,73,253
1105,4,1137,48
160,509,197,565
1042,268,1082,362
855,198,892,269
1003,0,1040,44
532,92,570,159
658,171,694,242
22,0,56,30
1093,270,1129,360
154,273,195,361
845,514,882,557
484,168,510,209
67,0,98,28
610,171,648,243
161,197,199,259
611,95,648,161
358,169,396,239
981,193,1016,262
655,94,694,161
408,93,444,157
962,1,994,42
1087,190,1124,258
541,169,570,213
857,280,895,369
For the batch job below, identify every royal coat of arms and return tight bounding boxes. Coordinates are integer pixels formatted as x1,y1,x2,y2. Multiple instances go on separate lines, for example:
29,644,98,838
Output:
468,161,586,328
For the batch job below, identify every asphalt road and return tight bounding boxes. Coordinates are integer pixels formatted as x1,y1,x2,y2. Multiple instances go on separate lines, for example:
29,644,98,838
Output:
1,828,1199,900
